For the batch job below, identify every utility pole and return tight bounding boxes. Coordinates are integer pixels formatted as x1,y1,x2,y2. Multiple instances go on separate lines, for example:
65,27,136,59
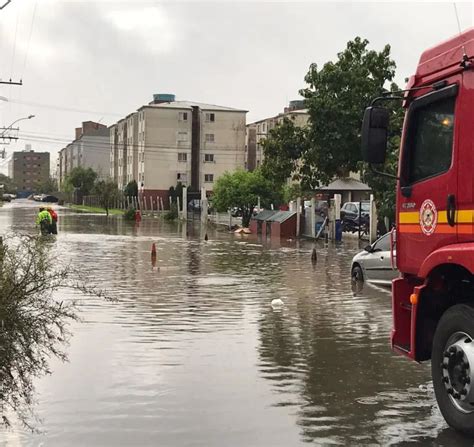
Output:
0,127,19,142
0,79,22,85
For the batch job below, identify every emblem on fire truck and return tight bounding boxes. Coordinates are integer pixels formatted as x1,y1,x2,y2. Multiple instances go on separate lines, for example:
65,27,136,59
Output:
419,199,437,235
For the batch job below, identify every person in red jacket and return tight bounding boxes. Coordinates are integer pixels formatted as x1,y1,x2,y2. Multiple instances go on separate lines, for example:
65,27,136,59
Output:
47,207,58,234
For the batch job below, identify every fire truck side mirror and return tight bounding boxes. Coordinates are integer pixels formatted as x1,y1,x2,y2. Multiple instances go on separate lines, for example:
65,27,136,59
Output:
361,106,389,164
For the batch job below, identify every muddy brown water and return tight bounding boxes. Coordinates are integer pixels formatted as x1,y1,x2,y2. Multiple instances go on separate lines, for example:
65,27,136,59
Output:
0,200,472,446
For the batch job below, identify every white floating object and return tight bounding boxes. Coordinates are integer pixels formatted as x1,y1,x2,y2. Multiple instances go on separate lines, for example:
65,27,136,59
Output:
271,298,284,309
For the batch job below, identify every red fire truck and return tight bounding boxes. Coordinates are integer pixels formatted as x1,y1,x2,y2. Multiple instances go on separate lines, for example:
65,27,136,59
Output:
362,29,474,435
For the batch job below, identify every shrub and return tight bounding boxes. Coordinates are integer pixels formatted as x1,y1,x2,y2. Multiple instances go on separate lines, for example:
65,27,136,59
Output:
123,208,136,221
164,203,178,221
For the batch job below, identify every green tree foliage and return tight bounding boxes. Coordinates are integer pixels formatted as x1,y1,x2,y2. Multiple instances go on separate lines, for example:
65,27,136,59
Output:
123,180,138,198
212,169,278,227
262,37,403,220
261,118,309,188
0,174,16,194
300,37,398,187
38,177,58,194
94,178,119,216
280,183,314,204
63,167,98,196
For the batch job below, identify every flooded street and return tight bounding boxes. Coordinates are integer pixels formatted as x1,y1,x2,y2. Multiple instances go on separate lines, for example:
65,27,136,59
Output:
0,201,470,446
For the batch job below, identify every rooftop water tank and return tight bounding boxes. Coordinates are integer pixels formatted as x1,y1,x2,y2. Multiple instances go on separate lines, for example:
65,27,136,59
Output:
288,100,305,111
153,93,176,104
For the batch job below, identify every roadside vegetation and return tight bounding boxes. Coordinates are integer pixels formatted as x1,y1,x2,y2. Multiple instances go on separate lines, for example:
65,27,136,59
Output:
0,235,108,430
212,170,278,227
69,204,124,215
261,36,404,224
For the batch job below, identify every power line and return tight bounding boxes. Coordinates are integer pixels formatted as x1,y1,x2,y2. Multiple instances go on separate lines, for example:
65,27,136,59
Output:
16,134,246,157
0,0,12,10
6,98,123,117
21,0,38,80
10,8,19,80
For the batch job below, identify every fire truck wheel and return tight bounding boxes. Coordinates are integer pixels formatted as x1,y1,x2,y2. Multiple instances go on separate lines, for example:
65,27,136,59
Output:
432,304,474,436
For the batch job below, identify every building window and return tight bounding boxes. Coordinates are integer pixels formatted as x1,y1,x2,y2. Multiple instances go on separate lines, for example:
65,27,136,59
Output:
204,174,214,182
177,173,187,183
262,123,266,132
179,112,188,121
178,152,187,162
205,133,215,143
204,154,214,163
205,113,215,122
177,131,188,142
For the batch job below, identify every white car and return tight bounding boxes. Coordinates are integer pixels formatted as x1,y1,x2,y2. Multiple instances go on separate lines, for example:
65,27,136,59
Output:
351,232,398,286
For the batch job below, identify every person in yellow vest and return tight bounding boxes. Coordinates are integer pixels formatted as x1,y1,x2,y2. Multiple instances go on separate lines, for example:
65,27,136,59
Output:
36,207,52,236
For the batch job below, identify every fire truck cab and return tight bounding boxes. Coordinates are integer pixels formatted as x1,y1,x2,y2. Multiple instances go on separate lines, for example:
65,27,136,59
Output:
362,28,474,435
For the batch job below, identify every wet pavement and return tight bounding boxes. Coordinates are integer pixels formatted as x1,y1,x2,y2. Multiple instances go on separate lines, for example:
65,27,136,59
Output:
0,200,472,446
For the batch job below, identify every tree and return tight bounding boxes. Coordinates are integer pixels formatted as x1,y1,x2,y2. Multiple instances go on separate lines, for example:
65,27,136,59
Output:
261,118,309,188
38,177,58,194
63,167,97,196
262,37,403,220
123,180,138,198
0,174,16,194
212,169,278,227
280,183,314,204
94,178,119,216
300,37,398,187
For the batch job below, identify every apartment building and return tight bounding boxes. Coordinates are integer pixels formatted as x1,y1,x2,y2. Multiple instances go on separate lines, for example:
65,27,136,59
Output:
246,100,309,171
110,94,247,205
58,121,109,189
109,113,139,188
9,148,50,193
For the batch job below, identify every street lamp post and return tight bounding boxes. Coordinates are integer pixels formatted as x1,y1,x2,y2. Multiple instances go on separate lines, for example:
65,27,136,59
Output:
0,115,35,138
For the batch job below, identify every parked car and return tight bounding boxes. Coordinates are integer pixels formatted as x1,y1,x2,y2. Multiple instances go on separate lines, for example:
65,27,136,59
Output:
351,232,398,286
188,199,201,212
187,199,212,214
41,195,59,203
230,207,242,217
341,201,370,233
1,194,11,202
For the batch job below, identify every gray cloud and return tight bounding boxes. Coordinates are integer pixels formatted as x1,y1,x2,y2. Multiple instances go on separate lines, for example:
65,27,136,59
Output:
0,0,472,172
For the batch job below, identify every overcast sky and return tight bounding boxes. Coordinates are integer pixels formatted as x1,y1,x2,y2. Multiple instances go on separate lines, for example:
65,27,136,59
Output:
0,0,472,173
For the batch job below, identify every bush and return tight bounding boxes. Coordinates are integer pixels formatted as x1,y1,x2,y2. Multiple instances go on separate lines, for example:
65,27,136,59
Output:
164,203,178,221
123,208,136,221
0,235,108,430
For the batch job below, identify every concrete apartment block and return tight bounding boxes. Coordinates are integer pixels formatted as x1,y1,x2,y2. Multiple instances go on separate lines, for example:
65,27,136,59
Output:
110,94,247,207
9,149,50,194
58,121,109,190
245,101,309,171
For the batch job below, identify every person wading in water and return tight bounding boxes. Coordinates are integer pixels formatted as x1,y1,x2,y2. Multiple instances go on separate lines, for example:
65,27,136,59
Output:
47,207,58,234
36,207,52,236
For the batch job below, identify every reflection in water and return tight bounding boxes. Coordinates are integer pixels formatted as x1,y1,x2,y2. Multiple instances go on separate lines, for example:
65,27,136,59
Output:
257,245,444,445
0,201,457,445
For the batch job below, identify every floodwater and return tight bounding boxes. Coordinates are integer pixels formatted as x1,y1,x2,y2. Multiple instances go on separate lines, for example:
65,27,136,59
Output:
0,200,472,446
